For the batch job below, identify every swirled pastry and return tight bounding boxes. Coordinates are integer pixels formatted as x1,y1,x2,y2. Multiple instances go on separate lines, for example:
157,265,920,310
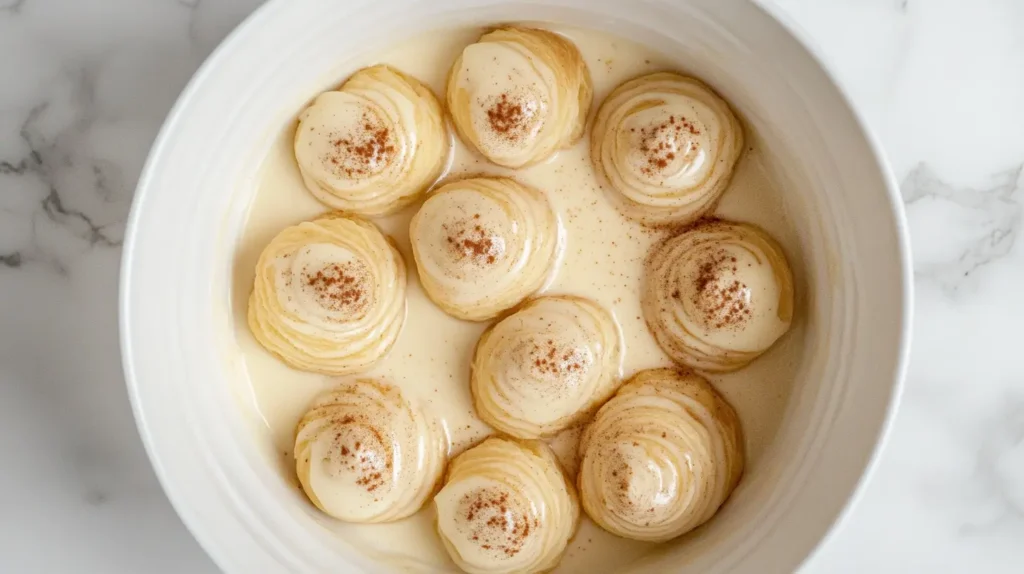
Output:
591,73,744,226
578,368,744,542
447,26,592,168
643,219,794,372
294,379,448,523
471,296,622,438
294,65,448,216
248,214,406,374
409,177,560,321
434,438,579,574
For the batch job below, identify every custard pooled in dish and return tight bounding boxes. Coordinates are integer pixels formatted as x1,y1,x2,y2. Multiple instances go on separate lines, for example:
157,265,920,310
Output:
434,437,580,574
591,73,744,226
409,176,560,321
447,26,592,168
578,368,744,542
643,219,794,372
471,296,622,438
294,65,448,216
247,214,406,374
294,379,448,523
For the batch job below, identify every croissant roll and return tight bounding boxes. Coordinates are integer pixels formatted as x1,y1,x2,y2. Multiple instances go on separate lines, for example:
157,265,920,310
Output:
643,219,794,372
471,296,622,438
592,72,744,226
447,26,592,168
578,368,744,542
295,380,448,523
295,65,448,216
248,214,406,374
409,176,560,321
434,437,580,573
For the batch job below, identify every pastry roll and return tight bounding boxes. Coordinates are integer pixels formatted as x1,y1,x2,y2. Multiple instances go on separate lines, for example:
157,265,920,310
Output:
434,437,579,573
471,296,622,438
447,26,592,167
295,379,448,523
578,368,744,542
592,73,744,226
643,219,794,372
295,65,448,216
248,214,406,374
409,176,560,321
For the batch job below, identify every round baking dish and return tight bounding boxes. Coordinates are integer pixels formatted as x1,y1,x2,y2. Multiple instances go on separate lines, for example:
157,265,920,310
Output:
120,0,912,571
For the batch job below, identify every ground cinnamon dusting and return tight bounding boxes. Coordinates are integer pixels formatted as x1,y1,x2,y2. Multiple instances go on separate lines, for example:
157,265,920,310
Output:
484,92,539,143
486,93,525,136
443,219,504,265
325,112,396,177
460,488,532,558
328,416,390,495
610,456,637,507
637,114,702,177
689,247,752,329
301,261,369,313
528,338,587,380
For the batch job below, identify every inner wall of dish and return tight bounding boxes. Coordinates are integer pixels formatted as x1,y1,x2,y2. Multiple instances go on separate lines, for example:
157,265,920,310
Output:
219,8,833,574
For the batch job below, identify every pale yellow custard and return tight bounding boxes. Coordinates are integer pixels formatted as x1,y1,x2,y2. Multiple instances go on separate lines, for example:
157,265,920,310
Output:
230,24,805,573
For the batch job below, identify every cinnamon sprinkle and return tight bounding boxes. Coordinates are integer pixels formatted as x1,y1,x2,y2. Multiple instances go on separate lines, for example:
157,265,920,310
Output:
300,261,369,313
442,219,504,265
324,113,396,178
528,338,587,380
609,453,638,507
460,488,532,558
483,92,538,143
689,248,752,329
636,114,702,177
328,416,390,495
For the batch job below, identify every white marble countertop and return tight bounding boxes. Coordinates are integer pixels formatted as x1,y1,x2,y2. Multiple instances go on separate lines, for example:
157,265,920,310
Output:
1,0,1021,571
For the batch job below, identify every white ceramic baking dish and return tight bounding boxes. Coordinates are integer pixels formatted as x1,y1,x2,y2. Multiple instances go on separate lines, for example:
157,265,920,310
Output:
120,0,912,571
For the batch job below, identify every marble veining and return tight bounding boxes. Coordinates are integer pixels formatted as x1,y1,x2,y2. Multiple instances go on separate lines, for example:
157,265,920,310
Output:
904,163,1022,294
0,0,1022,572
0,0,27,15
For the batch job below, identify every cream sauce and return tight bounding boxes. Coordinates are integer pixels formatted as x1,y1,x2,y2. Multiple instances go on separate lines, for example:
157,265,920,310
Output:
230,24,804,573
